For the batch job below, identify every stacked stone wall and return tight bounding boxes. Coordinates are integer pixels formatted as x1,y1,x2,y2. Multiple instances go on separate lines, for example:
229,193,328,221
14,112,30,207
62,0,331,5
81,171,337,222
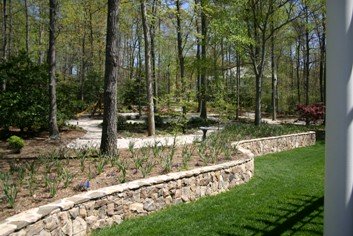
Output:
0,131,315,236
232,132,316,157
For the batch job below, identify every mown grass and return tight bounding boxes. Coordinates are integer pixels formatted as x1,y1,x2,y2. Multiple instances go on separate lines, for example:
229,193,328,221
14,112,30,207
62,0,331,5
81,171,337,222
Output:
93,141,325,236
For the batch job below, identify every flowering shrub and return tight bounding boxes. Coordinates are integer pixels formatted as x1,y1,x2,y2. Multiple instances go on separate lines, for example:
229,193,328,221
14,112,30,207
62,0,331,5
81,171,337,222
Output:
296,103,325,125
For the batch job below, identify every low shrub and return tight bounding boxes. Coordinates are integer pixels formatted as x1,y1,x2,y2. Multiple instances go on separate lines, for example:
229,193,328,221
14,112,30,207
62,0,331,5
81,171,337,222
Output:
7,135,25,153
187,117,218,128
117,116,127,130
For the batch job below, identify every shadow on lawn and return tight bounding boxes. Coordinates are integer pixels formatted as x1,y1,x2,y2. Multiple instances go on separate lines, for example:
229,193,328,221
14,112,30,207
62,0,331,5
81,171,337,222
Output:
219,195,324,235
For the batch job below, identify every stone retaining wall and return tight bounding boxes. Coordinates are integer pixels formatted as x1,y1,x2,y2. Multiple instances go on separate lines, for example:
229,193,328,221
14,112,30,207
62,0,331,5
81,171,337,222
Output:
232,131,316,157
0,159,254,236
0,131,315,236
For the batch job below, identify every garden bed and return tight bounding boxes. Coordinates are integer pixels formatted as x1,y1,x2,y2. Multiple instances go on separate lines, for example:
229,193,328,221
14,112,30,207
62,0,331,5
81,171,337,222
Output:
0,132,316,236
0,134,241,221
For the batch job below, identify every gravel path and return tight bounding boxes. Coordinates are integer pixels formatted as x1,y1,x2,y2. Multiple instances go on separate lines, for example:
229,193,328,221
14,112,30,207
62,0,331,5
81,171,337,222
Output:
66,118,205,149
66,113,301,150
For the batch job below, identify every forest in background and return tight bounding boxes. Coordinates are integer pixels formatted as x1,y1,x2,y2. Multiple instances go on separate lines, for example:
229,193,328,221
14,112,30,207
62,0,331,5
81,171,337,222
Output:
0,0,326,133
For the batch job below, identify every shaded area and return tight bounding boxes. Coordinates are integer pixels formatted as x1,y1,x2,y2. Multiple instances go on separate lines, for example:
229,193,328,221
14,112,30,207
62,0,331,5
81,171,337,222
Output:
219,195,323,235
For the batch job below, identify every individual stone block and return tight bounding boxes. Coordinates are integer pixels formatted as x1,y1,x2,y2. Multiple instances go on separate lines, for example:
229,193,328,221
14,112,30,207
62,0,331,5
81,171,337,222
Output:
143,199,156,212
44,215,59,231
69,207,79,219
61,220,73,236
129,203,144,213
107,203,115,216
39,230,51,236
72,217,87,236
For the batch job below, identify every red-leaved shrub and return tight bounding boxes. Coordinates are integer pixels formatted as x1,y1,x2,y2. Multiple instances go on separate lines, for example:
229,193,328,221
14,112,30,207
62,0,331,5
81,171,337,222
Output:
296,103,325,125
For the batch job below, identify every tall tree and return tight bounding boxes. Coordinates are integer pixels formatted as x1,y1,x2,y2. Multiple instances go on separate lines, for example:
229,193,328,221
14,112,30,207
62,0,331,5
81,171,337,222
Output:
38,4,44,64
245,0,299,125
1,0,7,91
7,0,12,57
24,0,29,53
100,0,120,155
303,3,310,106
176,0,186,115
195,0,201,112
48,0,59,139
151,0,158,112
318,12,326,103
199,0,207,119
140,0,155,136
271,19,278,121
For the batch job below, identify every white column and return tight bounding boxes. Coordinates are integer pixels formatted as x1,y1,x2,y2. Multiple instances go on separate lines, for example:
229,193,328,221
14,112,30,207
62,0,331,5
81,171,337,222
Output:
325,1,353,235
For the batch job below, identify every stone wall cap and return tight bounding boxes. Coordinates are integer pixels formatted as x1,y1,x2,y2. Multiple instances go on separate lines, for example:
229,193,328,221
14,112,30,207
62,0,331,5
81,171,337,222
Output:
232,131,315,147
0,224,17,236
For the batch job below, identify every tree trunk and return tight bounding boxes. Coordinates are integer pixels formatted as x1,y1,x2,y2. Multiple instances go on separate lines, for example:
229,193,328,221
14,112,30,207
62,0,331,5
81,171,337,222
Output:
304,6,310,106
254,73,262,125
271,24,278,121
296,39,301,104
200,0,207,120
48,0,59,139
80,32,86,101
137,23,142,117
176,0,185,90
8,0,12,57
195,0,201,112
2,0,7,91
176,0,186,116
236,53,241,120
100,0,120,155
151,0,158,112
38,19,44,64
140,0,155,136
25,0,29,53
254,35,267,126
319,15,326,104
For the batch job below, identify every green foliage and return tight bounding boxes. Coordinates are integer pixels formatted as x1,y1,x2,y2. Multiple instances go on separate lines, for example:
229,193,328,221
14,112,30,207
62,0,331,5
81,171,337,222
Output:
0,53,84,131
118,77,146,107
117,115,128,130
56,79,86,122
3,182,18,209
187,117,217,129
7,135,25,152
0,53,49,131
83,71,104,104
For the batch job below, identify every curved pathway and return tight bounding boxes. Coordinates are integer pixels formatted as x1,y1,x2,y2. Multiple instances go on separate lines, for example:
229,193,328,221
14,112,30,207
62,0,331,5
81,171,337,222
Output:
66,113,301,150
66,117,205,149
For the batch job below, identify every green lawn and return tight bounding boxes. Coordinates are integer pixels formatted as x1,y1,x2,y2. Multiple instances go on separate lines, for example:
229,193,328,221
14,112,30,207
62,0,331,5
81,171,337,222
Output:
93,142,325,236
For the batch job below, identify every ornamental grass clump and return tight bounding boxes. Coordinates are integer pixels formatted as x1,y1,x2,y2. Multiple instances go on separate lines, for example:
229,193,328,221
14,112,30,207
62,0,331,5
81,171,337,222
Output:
44,173,59,197
95,158,108,175
114,159,128,183
138,147,156,178
181,145,194,170
0,173,18,208
197,141,209,165
61,168,74,188
151,141,164,160
162,136,177,173
24,160,37,195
